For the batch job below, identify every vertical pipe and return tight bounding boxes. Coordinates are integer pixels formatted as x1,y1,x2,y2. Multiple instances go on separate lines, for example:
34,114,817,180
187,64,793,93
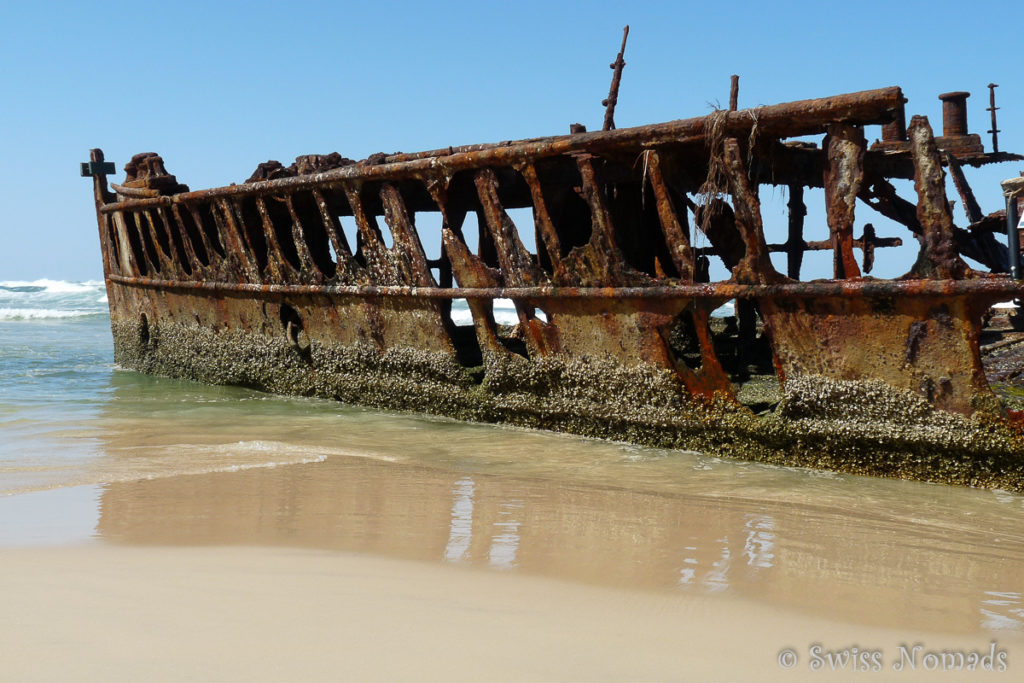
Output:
938,92,970,137
1007,193,1021,281
1003,178,1024,282
880,95,907,142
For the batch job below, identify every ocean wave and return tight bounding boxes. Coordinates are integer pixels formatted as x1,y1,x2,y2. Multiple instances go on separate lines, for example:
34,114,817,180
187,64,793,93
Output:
0,281,732,324
0,280,108,321
711,301,735,317
0,279,103,294
452,297,735,324
450,298,541,326
0,308,102,321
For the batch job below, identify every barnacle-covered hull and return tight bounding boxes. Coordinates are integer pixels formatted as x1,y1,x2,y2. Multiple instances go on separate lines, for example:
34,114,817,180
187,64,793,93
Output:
86,86,1024,490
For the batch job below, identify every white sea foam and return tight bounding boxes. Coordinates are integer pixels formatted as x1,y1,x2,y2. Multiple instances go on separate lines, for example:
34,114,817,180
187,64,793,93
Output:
0,308,98,321
449,298,548,326
0,280,107,321
0,279,103,294
711,301,735,318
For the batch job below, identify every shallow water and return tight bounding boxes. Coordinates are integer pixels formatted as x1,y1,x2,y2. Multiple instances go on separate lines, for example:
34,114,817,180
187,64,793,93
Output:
1,281,1023,639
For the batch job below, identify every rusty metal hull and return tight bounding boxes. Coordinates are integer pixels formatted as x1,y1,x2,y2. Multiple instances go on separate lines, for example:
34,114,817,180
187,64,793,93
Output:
86,86,1024,491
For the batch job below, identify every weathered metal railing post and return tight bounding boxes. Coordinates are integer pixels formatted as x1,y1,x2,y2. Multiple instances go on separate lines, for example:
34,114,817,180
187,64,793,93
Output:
1004,177,1024,280
987,83,1000,154
601,26,629,132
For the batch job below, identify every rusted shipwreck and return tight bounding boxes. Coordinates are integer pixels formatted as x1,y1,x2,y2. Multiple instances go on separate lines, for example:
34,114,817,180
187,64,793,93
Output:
84,84,1024,491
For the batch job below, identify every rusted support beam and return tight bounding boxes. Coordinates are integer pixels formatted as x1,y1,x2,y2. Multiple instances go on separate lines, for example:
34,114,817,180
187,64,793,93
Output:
96,89,906,210
729,75,739,112
945,151,1010,273
944,151,984,225
343,185,395,285
687,306,734,396
212,198,260,282
907,116,969,279
131,212,160,276
646,150,695,281
859,177,921,231
110,212,141,276
519,163,568,284
722,137,778,358
120,213,146,276
786,185,806,279
568,156,627,286
860,176,1008,273
691,232,902,260
426,178,467,277
721,139,779,284
438,221,507,356
380,183,436,288
422,176,459,321
142,211,176,275
227,199,268,275
311,189,359,284
282,195,320,280
97,214,118,276
376,88,903,168
312,189,351,258
474,168,542,287
118,212,150,275
163,205,203,275
254,197,292,283
105,272,1024,301
180,204,218,270
136,212,164,273
823,123,865,279
155,207,191,279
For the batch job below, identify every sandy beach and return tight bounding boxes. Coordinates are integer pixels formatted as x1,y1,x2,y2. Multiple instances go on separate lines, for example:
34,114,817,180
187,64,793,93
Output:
2,444,1023,681
3,543,1019,682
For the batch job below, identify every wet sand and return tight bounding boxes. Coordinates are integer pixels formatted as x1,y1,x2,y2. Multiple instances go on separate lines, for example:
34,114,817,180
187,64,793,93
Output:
2,543,1019,682
3,369,1024,680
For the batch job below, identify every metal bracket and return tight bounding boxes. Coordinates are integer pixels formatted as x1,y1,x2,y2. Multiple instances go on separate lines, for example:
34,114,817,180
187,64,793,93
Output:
81,161,115,177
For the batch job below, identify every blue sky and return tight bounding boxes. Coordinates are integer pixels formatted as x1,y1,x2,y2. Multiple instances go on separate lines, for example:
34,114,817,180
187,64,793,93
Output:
1,0,1021,281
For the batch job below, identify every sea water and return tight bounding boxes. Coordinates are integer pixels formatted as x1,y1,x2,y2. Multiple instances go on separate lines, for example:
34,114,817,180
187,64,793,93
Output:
1,280,1022,637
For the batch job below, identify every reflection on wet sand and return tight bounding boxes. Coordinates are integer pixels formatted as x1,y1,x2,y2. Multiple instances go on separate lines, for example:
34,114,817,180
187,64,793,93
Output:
96,452,1024,636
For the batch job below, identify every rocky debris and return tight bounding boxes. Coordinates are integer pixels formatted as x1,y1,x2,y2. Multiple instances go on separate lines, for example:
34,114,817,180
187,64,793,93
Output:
245,152,364,183
246,160,294,183
122,153,189,194
291,152,356,175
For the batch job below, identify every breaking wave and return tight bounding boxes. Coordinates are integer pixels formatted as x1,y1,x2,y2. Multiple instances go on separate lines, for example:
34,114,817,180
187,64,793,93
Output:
0,280,107,321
